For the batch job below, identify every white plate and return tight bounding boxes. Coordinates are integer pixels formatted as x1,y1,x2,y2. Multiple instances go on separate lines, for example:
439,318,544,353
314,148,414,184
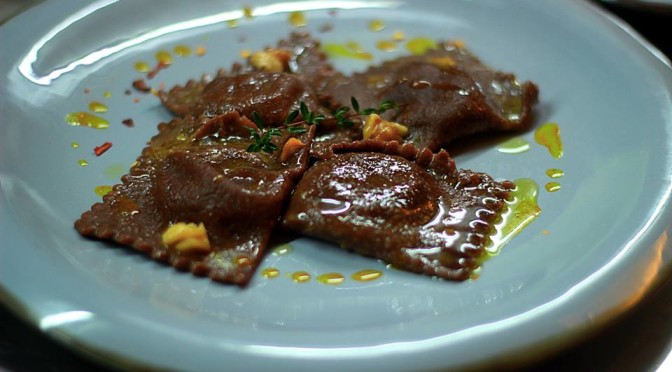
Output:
1,0,672,370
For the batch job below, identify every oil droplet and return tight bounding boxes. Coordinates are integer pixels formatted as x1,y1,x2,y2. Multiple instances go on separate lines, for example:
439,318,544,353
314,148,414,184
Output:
240,49,251,58
545,168,564,178
78,159,88,167
134,61,150,72
88,101,108,113
195,45,207,57
243,6,253,18
488,178,541,255
104,163,128,180
351,269,383,282
261,267,280,279
71,142,79,148
317,272,345,285
272,243,293,256
323,42,373,61
368,19,385,32
406,37,437,55
545,182,561,192
392,31,405,41
155,50,173,65
534,122,563,158
497,137,530,154
288,11,307,27
290,271,311,283
173,45,192,57
376,40,397,52
227,19,239,28
103,91,112,98
65,112,109,129
94,185,113,197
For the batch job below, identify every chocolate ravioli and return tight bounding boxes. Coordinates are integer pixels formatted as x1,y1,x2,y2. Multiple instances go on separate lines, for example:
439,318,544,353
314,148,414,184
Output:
76,32,538,285
282,140,513,280
318,40,539,153
75,111,315,286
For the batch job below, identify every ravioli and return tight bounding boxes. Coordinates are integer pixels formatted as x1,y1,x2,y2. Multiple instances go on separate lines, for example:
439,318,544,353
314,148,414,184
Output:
282,141,513,280
76,32,538,285
75,113,314,285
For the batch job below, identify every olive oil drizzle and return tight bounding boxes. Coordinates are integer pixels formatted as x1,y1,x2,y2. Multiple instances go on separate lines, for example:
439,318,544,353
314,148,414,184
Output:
261,267,280,279
497,137,530,154
316,272,345,285
351,269,383,282
534,122,563,158
288,11,307,27
488,178,541,255
289,271,311,283
323,42,373,61
94,185,113,197
65,112,109,130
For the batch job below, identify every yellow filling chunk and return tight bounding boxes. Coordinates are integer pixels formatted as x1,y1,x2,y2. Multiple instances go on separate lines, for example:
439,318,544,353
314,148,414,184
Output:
162,222,211,254
249,49,291,72
363,114,409,142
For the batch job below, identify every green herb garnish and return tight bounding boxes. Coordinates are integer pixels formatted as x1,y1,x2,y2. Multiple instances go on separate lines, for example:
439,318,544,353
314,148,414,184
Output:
246,113,282,153
246,97,398,153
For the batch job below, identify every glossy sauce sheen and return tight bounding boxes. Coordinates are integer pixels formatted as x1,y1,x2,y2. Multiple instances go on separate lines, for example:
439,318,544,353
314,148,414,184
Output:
283,148,513,281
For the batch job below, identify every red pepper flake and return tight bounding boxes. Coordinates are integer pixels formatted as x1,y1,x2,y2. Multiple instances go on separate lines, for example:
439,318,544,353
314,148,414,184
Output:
94,142,113,156
147,61,169,79
132,79,151,93
122,118,135,127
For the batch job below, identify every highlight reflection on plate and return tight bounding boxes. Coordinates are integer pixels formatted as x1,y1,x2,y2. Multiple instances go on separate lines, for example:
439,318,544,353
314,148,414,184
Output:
1,0,671,371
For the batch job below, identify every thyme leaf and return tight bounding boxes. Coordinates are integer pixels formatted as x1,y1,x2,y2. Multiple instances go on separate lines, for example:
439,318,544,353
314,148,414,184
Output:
251,111,265,129
284,110,299,125
246,126,282,153
351,97,360,114
246,97,398,153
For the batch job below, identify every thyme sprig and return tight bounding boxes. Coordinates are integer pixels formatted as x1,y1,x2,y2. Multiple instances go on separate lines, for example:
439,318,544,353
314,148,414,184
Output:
246,112,282,153
246,97,398,153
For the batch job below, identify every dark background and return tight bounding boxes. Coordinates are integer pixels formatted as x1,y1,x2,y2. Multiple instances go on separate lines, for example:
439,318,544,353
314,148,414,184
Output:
1,1,671,371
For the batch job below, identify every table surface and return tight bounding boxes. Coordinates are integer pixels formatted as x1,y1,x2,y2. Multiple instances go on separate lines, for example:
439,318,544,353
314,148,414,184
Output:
1,1,672,371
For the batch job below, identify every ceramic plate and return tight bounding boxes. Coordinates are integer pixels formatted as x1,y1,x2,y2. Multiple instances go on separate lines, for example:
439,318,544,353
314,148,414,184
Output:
1,0,672,370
